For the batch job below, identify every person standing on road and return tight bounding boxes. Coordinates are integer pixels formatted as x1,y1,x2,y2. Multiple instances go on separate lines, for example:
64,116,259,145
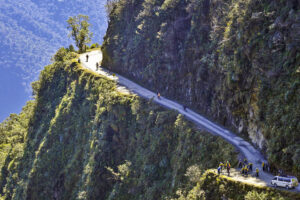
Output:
218,166,221,175
226,161,231,176
248,163,253,171
157,92,161,99
245,167,248,177
226,161,231,168
86,54,89,62
262,162,265,171
238,160,243,168
241,167,245,175
219,162,224,173
96,62,99,71
227,165,230,176
256,168,259,177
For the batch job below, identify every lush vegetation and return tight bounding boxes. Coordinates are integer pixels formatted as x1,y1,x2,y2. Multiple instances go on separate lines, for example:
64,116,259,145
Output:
0,47,298,199
0,50,238,199
102,0,300,176
170,170,300,200
0,101,35,194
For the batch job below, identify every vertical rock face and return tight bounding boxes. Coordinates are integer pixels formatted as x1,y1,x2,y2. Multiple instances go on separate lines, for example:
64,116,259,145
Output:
247,101,266,150
102,0,300,175
248,122,265,150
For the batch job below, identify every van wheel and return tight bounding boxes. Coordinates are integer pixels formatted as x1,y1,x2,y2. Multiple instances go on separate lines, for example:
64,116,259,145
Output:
286,185,290,189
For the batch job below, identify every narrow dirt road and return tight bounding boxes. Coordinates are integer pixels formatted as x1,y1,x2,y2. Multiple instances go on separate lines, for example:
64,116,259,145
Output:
79,50,300,192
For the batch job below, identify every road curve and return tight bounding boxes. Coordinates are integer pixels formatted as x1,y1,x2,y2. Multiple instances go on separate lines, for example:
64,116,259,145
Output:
79,50,300,192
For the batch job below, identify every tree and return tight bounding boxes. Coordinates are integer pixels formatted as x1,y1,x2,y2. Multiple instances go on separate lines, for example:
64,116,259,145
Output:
67,15,93,53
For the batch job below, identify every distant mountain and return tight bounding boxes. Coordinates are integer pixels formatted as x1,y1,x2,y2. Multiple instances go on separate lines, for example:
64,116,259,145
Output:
0,0,108,121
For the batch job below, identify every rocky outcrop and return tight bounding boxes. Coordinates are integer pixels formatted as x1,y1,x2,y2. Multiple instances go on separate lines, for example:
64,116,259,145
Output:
102,0,300,175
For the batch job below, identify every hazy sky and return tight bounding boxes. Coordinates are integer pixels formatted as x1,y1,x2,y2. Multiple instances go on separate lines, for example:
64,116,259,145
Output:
0,0,108,121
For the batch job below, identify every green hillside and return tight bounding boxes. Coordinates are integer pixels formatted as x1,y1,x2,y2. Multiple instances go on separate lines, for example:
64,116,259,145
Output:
0,49,237,199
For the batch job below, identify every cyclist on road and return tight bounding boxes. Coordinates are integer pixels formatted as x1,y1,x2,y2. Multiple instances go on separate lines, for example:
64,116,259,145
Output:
96,62,99,71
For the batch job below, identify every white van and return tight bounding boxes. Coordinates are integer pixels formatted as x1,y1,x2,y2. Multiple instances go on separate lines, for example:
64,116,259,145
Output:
271,176,299,189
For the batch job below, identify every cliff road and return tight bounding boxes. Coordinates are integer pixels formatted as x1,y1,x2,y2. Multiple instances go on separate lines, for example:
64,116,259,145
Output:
80,50,300,192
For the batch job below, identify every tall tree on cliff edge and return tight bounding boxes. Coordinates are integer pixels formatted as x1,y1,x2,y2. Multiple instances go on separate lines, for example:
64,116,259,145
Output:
67,15,93,53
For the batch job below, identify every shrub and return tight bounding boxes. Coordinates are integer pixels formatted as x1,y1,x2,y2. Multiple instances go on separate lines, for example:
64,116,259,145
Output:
52,47,68,62
90,43,100,49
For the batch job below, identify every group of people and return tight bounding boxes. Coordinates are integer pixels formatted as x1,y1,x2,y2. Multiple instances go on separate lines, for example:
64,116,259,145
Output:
217,159,265,178
217,161,231,176
240,163,254,177
217,159,286,180
238,158,260,177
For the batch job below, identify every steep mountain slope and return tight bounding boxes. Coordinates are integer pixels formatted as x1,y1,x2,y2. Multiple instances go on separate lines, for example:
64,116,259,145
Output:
0,50,239,199
101,0,300,176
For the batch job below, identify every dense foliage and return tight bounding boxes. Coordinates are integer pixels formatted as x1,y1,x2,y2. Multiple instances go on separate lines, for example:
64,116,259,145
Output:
0,51,239,199
0,101,35,195
67,15,93,53
102,0,300,176
170,170,300,200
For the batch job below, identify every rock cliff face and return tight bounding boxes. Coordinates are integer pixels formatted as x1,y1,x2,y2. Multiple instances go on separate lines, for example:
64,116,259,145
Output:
102,0,300,175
